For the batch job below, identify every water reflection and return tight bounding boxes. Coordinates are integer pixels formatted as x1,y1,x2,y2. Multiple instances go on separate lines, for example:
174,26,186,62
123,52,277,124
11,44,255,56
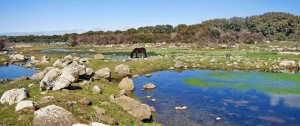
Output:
133,70,300,126
0,64,36,80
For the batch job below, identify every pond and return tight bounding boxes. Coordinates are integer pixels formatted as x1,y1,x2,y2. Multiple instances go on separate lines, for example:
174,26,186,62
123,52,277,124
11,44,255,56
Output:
133,70,300,126
0,64,36,80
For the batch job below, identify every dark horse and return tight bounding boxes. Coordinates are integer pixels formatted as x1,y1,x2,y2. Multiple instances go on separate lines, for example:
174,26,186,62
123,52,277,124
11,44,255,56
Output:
130,48,147,58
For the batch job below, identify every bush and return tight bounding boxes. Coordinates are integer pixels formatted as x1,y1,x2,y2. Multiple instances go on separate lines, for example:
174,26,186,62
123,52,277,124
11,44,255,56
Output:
275,33,287,41
0,38,6,51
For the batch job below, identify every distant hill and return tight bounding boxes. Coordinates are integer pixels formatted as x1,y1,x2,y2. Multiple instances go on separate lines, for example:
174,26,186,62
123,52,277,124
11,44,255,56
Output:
2,12,300,44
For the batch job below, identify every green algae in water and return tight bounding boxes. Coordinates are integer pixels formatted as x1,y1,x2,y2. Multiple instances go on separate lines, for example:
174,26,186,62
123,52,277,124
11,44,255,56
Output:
184,71,300,95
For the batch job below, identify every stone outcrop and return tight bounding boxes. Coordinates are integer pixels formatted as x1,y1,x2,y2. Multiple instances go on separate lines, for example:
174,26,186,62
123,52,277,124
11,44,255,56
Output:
33,105,78,126
0,88,29,105
118,77,134,91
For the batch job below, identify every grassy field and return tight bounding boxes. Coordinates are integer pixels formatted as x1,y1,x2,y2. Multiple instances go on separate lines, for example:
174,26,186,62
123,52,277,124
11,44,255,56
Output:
0,42,300,125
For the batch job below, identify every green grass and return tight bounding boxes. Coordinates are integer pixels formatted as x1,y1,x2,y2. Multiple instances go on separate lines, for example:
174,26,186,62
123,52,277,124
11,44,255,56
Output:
184,71,300,95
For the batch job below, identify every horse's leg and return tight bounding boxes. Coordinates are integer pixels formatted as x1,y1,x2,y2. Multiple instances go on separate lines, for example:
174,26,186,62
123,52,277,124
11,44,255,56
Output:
144,50,147,57
135,52,138,58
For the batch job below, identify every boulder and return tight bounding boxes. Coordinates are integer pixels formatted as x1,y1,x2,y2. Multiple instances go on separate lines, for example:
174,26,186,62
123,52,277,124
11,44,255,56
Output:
174,61,184,68
0,88,29,105
94,68,111,79
92,85,102,94
78,97,92,106
118,77,134,91
94,54,105,60
53,59,63,68
31,67,55,80
41,55,50,61
111,95,152,121
114,64,130,77
85,68,94,76
39,96,57,104
16,100,39,112
33,105,78,126
279,60,297,68
72,124,89,126
91,122,110,126
39,68,62,90
143,83,156,89
52,76,72,90
31,56,36,61
10,54,26,61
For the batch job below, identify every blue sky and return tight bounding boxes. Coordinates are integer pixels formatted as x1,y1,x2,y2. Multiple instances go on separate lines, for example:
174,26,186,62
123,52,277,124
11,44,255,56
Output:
0,0,299,35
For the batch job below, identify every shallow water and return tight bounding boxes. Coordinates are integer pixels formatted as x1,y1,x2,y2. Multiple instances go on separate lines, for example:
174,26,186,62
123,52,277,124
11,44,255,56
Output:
0,64,36,80
133,70,300,126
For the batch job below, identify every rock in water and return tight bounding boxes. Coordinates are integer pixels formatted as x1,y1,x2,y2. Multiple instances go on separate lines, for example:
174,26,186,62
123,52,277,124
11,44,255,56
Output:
143,83,156,89
94,54,105,60
0,88,29,105
114,64,131,77
16,100,39,112
33,105,78,126
94,67,111,79
118,77,134,91
111,95,152,121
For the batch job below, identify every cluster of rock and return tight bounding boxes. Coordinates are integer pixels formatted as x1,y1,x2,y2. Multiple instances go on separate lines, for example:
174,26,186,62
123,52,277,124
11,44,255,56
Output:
173,55,300,73
30,55,94,90
1,53,159,125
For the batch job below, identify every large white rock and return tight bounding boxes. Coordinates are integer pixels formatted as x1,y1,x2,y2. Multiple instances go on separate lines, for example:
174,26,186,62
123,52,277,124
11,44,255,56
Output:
85,68,94,76
33,105,78,126
10,54,26,61
16,100,39,112
94,54,105,60
52,77,72,90
114,64,130,76
91,122,110,126
111,95,152,120
118,77,134,91
94,67,111,79
39,68,62,90
0,88,29,105
143,83,156,89
92,85,102,94
174,61,184,68
279,60,297,68
31,67,55,80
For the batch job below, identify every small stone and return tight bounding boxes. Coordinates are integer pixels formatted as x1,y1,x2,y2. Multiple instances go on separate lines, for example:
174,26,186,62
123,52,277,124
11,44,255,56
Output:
66,100,77,107
145,96,152,99
16,100,39,112
175,106,187,110
40,91,47,95
28,83,35,87
143,83,156,89
92,85,102,94
92,106,106,115
145,73,151,77
151,99,157,102
215,117,222,121
91,122,110,126
39,96,56,104
132,75,139,78
79,97,92,106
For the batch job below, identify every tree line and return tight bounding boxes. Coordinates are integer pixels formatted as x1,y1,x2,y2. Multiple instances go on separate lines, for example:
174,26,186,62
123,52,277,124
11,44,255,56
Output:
2,12,300,46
